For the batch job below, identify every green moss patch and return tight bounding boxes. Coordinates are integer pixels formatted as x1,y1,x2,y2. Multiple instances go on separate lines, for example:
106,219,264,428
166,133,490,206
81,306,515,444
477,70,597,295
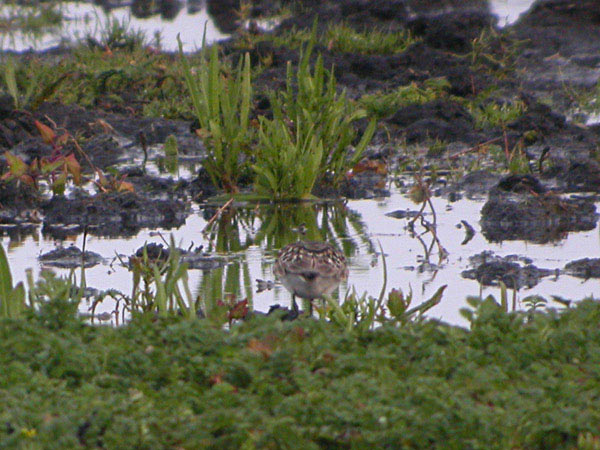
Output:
1,298,600,448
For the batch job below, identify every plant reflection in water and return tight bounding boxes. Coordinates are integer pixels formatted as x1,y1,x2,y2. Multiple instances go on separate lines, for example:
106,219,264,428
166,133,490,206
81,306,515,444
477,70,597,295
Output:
198,200,375,315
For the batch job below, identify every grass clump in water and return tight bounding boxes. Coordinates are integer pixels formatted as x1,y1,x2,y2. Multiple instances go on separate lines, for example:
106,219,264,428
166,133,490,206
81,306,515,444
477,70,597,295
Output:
179,35,253,194
359,77,451,118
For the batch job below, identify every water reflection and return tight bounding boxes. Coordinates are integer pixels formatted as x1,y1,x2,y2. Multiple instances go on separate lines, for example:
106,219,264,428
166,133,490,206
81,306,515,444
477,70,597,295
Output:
196,201,376,311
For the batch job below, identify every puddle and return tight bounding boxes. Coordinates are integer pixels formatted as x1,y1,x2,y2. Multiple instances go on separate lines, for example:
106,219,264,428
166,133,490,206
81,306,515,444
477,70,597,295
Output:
4,185,600,327
489,0,537,27
0,0,539,53
0,1,228,52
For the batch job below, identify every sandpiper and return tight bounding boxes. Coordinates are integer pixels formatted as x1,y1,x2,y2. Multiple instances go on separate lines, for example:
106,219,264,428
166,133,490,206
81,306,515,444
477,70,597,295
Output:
273,240,348,314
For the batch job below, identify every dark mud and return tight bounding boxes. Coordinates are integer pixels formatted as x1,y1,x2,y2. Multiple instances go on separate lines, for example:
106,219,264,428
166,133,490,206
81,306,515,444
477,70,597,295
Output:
481,175,598,243
462,251,555,289
563,258,600,279
39,246,103,268
131,242,226,270
42,192,187,239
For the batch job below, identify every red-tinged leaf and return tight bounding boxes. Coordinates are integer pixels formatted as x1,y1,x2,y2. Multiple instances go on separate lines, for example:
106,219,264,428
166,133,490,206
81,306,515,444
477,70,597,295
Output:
34,120,56,145
117,180,135,193
247,338,273,359
96,169,107,186
4,152,28,177
30,158,39,173
54,133,70,147
64,154,81,185
19,174,36,187
228,299,249,321
40,158,64,175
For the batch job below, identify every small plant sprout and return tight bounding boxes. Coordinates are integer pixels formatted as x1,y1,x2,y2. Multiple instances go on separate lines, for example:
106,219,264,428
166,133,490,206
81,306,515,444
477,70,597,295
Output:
0,244,25,319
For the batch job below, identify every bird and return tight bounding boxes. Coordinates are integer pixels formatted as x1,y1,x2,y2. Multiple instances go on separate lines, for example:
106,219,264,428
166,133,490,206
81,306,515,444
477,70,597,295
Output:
273,240,348,315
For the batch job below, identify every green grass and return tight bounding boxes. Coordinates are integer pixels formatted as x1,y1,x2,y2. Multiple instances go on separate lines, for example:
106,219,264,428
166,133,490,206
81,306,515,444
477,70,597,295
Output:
0,2,64,35
241,23,417,55
469,98,526,129
359,77,451,118
325,23,417,55
265,26,376,191
1,295,600,447
179,36,253,193
0,38,196,117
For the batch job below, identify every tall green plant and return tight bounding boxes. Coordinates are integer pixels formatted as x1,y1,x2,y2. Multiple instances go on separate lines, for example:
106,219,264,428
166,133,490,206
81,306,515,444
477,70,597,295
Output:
129,239,197,319
0,245,25,319
252,116,323,199
178,35,252,193
270,23,376,188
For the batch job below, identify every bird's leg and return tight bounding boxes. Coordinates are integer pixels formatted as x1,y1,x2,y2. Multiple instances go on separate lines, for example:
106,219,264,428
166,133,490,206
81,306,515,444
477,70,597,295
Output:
309,298,314,316
291,294,299,316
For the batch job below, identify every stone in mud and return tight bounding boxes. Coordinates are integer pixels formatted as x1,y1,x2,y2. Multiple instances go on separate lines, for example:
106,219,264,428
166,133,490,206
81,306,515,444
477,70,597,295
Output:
481,175,597,243
563,258,600,279
387,100,480,144
457,170,501,197
39,246,103,269
42,192,187,239
407,9,496,53
131,243,226,271
385,210,421,219
462,251,553,289
512,0,600,98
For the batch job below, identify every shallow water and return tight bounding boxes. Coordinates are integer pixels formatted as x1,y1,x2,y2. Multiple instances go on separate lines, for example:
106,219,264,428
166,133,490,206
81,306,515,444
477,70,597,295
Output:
4,182,599,326
0,0,538,52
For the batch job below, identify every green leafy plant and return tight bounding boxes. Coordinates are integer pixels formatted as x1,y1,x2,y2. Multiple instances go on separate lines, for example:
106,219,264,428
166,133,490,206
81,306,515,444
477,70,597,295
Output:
322,243,446,333
252,116,323,199
470,98,526,129
2,120,83,195
0,245,25,319
269,25,376,188
179,35,252,193
26,270,84,329
325,23,417,55
359,78,450,118
128,239,197,319
161,134,179,174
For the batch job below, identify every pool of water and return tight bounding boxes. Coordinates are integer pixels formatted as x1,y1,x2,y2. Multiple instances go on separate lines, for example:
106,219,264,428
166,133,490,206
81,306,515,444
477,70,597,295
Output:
4,182,599,326
0,0,538,52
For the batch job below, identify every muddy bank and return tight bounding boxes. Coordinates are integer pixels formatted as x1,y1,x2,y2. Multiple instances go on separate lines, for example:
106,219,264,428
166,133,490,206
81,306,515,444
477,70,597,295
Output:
0,0,599,248
481,175,598,243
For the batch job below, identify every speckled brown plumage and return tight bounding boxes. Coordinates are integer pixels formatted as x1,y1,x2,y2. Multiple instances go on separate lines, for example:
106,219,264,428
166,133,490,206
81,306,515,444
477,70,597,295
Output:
273,241,348,312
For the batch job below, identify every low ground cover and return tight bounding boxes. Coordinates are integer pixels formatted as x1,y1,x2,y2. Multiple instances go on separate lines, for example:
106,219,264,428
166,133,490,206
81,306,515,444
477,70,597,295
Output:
1,295,599,448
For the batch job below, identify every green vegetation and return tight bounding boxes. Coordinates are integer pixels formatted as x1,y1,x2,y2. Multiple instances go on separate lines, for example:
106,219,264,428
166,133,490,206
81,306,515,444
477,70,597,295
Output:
0,41,194,117
468,27,526,79
253,116,323,199
265,36,376,191
241,22,417,55
0,245,25,319
128,241,197,320
359,77,451,118
1,281,600,447
181,24,375,199
179,37,253,193
469,97,526,129
325,23,417,54
0,2,63,35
